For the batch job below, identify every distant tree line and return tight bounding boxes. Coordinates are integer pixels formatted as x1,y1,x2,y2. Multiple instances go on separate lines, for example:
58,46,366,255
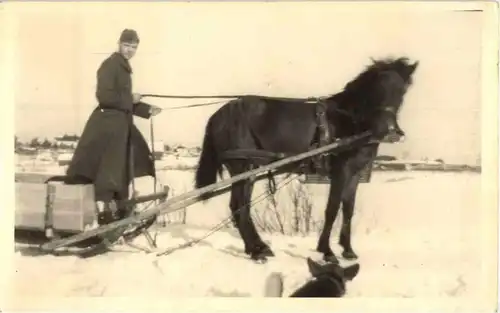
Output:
15,135,203,153
54,134,80,141
162,144,201,153
16,135,458,165
15,133,80,150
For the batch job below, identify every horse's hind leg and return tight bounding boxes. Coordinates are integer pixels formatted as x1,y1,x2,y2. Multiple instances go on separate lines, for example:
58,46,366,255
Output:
240,179,275,262
339,177,360,260
229,180,251,252
229,183,241,229
228,164,275,261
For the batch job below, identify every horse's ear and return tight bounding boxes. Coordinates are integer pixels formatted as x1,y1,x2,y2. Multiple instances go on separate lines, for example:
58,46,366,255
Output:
409,61,419,75
306,257,324,277
342,263,360,281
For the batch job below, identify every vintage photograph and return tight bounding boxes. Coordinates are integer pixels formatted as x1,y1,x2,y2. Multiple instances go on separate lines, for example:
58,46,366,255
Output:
3,0,498,311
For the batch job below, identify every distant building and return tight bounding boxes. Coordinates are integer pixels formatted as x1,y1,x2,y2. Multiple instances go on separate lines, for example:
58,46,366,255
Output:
54,140,78,149
16,146,37,155
57,152,73,166
148,140,165,160
54,135,79,149
174,147,191,157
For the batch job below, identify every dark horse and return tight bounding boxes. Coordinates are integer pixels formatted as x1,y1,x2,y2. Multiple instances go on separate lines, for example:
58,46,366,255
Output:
195,57,419,263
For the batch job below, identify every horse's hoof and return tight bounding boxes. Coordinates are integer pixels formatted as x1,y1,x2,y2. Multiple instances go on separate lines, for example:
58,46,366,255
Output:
342,250,358,260
259,246,275,257
323,254,340,264
253,257,268,264
250,245,274,262
251,253,269,264
246,245,274,257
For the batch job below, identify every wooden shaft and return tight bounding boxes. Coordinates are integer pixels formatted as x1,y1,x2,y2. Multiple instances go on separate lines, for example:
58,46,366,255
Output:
119,186,169,206
40,131,372,251
128,113,136,201
141,228,157,249
40,184,232,251
150,117,157,200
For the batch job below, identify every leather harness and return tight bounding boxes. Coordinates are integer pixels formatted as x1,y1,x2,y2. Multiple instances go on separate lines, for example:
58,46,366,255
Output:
309,99,333,174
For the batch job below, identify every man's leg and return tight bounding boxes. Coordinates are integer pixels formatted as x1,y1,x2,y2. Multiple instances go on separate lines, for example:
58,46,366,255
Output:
114,178,131,219
117,136,133,219
94,178,120,224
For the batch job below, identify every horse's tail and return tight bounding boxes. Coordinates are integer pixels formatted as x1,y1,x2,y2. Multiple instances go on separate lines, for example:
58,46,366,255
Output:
263,272,285,297
195,116,223,201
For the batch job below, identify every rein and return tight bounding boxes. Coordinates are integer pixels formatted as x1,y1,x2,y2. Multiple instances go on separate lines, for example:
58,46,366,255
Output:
153,100,228,111
142,93,243,99
141,93,365,135
142,93,329,102
142,93,395,136
141,93,333,112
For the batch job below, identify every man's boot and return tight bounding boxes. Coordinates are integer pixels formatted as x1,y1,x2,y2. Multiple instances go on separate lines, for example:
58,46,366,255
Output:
96,200,119,225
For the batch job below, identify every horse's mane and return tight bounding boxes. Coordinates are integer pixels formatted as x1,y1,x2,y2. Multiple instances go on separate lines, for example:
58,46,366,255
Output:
325,57,414,114
345,57,412,94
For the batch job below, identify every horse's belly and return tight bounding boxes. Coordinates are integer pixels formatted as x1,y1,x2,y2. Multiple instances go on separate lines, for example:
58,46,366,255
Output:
253,121,316,154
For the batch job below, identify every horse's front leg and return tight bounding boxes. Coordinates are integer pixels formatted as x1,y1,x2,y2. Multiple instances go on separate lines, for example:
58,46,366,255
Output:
316,178,344,264
339,175,360,260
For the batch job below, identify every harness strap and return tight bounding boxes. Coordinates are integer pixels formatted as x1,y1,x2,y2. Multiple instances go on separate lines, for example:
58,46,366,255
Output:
267,171,277,195
315,101,331,148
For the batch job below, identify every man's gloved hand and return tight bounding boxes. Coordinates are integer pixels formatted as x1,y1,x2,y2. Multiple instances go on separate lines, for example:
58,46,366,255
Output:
132,93,142,104
149,105,162,116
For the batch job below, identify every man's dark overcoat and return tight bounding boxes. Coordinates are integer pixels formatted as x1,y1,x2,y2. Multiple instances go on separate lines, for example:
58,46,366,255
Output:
65,52,155,201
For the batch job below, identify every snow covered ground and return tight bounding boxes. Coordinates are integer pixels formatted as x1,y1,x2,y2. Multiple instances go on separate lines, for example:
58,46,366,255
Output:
8,164,494,309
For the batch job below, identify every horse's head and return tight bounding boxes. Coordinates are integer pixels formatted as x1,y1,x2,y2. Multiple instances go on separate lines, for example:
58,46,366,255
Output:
343,57,419,143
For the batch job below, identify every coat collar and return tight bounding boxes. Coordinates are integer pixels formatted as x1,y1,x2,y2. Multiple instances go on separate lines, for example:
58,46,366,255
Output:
112,52,132,73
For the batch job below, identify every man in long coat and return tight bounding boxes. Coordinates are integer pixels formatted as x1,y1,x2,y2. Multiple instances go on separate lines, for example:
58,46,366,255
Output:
65,29,162,224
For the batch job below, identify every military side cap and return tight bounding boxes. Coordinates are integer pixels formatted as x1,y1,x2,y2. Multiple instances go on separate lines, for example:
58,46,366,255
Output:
119,29,140,43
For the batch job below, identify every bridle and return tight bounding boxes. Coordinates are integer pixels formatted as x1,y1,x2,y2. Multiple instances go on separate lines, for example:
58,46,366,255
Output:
319,98,398,128
376,105,398,116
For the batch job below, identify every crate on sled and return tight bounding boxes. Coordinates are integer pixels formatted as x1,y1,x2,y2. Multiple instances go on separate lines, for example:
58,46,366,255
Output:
15,173,97,233
15,181,48,230
47,181,96,232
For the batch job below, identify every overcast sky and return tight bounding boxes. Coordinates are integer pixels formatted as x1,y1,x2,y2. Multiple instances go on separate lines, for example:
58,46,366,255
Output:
11,2,482,164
